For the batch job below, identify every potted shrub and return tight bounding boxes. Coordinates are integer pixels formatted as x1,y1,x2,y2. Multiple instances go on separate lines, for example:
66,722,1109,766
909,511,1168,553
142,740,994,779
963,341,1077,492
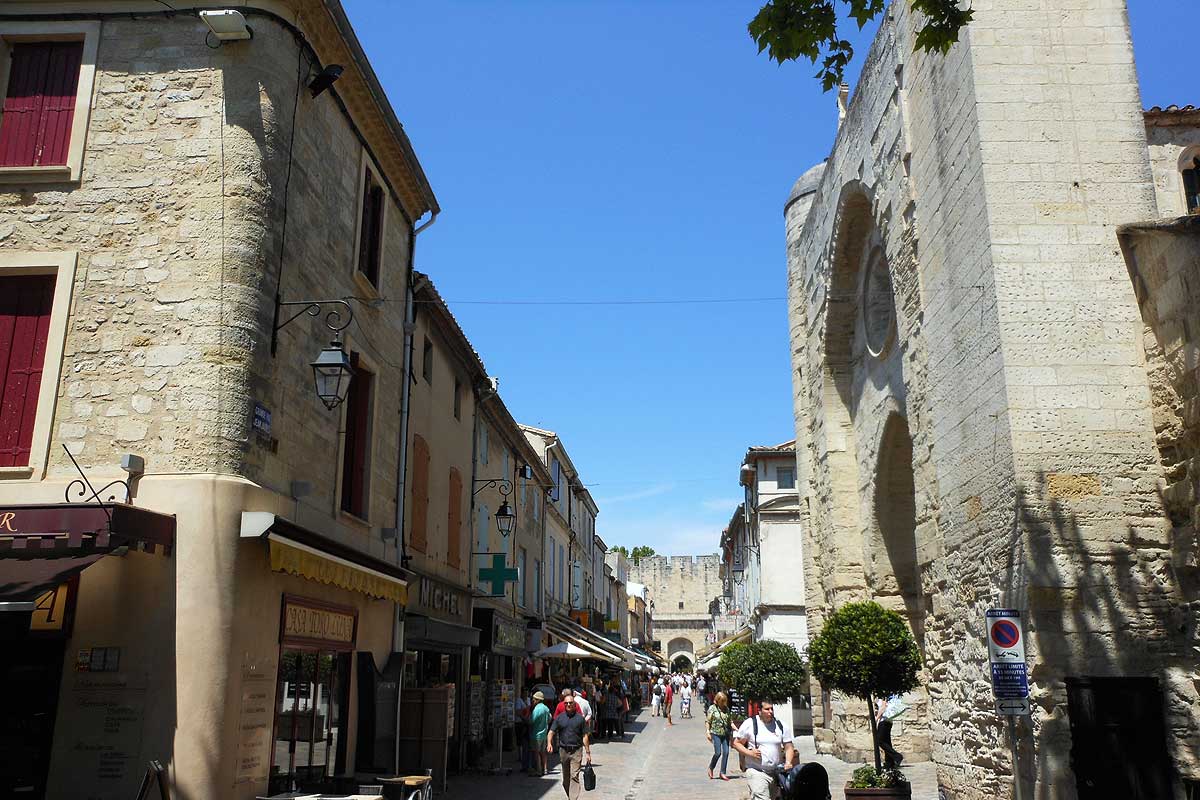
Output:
717,639,807,708
807,601,922,799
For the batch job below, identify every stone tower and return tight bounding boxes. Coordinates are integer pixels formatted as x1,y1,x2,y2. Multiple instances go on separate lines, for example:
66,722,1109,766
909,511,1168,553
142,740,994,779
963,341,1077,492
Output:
786,1,1197,797
629,554,726,668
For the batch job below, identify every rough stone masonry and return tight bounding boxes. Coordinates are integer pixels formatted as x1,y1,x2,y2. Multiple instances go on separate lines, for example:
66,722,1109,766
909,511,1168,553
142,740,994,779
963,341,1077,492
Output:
785,1,1198,798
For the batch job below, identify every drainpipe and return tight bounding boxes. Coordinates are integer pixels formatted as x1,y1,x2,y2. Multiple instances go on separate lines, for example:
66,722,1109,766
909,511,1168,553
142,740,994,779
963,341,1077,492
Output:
392,210,436,776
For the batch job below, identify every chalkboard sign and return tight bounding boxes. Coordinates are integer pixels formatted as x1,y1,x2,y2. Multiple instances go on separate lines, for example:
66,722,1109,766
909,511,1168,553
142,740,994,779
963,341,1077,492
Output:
727,688,747,722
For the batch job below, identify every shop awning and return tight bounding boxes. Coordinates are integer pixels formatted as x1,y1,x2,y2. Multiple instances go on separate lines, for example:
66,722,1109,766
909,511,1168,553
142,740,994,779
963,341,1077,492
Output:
241,512,408,605
405,613,480,650
0,503,175,605
545,616,622,665
547,615,642,669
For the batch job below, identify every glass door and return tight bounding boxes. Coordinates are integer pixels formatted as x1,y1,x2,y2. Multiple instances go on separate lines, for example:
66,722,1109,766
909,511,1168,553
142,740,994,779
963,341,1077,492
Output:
271,649,348,793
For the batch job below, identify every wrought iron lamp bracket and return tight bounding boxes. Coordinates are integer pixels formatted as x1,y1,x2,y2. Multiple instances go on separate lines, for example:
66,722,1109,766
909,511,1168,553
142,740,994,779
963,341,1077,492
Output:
472,477,513,498
270,295,354,355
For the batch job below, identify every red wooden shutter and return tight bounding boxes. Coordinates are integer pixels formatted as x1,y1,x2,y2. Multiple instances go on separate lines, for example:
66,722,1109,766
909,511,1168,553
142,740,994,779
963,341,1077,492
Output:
0,42,83,168
0,275,56,467
410,435,430,553
340,362,372,518
447,469,463,568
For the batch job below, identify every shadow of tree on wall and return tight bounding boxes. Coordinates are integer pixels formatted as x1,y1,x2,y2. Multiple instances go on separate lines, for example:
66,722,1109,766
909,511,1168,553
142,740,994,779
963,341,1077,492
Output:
1005,478,1191,797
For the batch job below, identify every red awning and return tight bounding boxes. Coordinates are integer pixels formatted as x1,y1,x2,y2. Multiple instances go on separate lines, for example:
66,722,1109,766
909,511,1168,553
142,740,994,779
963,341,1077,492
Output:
0,503,175,602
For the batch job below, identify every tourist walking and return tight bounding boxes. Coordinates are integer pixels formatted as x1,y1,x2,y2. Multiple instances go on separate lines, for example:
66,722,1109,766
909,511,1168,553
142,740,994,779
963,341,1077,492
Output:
875,694,907,768
530,691,552,776
732,700,795,800
603,679,624,739
651,678,663,717
697,674,707,711
664,679,675,726
705,691,733,781
547,694,592,800
680,682,693,718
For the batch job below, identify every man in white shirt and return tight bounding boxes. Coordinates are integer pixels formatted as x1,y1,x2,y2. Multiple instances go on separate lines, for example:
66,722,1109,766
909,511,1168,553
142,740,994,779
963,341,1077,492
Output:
574,690,593,725
732,701,795,800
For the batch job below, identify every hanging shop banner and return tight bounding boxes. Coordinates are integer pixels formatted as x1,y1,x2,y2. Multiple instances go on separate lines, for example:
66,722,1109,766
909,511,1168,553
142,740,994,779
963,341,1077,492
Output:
986,608,1030,715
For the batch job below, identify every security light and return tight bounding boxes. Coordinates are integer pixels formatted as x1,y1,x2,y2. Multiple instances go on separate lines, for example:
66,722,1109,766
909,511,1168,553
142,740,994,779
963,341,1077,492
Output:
199,10,252,42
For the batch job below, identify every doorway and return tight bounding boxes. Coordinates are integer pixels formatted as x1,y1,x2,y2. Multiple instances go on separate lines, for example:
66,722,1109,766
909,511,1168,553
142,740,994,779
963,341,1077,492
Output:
0,612,65,800
1066,676,1173,799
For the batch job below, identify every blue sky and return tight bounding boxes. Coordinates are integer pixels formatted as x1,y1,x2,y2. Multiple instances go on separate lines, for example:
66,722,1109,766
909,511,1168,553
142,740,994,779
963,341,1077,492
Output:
346,0,1192,555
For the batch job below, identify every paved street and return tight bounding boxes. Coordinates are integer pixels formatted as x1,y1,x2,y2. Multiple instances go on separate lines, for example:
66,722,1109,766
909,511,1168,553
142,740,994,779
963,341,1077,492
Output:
442,707,939,800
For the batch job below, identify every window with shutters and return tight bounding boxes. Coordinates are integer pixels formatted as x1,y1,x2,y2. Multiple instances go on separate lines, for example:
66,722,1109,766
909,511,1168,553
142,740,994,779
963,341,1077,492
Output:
0,23,99,183
410,435,431,553
0,252,76,478
339,355,373,520
0,274,55,468
354,157,386,290
446,468,463,569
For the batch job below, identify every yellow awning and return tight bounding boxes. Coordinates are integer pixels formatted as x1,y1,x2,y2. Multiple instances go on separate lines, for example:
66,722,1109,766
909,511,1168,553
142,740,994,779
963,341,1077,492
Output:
269,536,407,605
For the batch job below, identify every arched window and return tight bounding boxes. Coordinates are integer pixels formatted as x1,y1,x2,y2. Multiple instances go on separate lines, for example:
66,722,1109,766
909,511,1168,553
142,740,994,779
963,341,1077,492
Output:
1183,153,1200,214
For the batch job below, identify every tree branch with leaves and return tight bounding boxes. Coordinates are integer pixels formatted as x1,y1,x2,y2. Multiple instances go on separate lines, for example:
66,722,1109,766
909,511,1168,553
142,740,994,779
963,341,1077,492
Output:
748,0,973,90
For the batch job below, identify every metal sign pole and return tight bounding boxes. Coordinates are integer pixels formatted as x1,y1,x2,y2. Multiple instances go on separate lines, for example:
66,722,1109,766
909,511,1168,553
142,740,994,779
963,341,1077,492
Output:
1007,714,1023,800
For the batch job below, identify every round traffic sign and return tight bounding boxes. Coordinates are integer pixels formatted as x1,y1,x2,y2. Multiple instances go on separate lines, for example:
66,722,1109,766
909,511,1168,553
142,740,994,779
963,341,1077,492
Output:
990,619,1020,648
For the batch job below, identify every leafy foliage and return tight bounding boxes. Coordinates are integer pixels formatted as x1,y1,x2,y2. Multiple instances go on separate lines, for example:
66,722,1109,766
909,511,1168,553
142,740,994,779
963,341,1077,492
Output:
747,0,973,91
849,765,909,788
716,639,806,702
807,601,921,701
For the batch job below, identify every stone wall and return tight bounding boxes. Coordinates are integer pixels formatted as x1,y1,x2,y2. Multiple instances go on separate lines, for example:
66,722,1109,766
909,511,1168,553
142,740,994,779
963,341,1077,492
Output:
786,2,1197,797
0,13,416,550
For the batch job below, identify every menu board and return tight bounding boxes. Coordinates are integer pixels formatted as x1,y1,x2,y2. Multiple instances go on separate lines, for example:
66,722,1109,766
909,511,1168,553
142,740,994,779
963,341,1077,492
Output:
444,683,456,738
234,670,274,784
468,678,485,741
61,674,147,799
727,688,747,722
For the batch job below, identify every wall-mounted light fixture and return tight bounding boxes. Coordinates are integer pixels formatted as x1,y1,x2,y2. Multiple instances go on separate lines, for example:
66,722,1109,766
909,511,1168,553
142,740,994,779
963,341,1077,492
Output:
199,10,252,42
473,477,516,536
271,296,355,410
308,64,344,97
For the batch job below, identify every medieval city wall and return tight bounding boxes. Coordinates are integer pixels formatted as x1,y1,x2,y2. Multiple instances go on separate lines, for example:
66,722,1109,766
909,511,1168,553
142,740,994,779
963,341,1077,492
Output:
787,1,1197,797
629,554,725,663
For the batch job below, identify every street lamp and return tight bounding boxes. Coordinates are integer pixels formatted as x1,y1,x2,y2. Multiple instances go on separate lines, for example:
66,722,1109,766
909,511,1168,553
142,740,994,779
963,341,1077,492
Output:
495,501,515,535
310,341,354,410
271,296,356,410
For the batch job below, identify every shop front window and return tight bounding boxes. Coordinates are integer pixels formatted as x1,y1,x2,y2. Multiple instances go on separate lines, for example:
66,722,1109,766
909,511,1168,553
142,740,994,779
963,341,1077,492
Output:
271,649,350,794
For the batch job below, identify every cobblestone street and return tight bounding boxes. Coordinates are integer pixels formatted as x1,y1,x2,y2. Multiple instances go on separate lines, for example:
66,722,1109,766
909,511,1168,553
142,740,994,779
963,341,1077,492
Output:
442,707,939,800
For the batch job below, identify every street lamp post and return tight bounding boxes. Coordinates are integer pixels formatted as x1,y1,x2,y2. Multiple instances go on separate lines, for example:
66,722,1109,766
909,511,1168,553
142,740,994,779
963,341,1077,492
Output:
270,295,356,410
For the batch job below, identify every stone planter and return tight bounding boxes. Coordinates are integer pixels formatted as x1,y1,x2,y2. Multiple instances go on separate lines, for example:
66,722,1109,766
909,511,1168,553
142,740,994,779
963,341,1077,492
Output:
844,784,912,799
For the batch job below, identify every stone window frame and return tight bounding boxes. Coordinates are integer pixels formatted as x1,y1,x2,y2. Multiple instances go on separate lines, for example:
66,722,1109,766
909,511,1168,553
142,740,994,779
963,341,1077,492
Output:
1179,145,1200,215
0,21,100,184
0,251,77,480
334,342,379,528
351,149,389,298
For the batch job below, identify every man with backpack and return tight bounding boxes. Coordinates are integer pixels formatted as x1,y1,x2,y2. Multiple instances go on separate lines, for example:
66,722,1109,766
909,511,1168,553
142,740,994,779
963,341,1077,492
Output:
651,678,664,717
732,700,795,800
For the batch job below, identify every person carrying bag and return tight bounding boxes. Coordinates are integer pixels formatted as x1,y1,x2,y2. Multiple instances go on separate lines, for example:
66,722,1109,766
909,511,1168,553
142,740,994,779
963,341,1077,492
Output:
732,700,795,800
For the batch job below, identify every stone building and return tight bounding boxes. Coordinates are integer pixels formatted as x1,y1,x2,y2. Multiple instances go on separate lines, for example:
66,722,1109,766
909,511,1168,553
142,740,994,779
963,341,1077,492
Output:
0,3,437,798
785,2,1198,798
629,554,728,669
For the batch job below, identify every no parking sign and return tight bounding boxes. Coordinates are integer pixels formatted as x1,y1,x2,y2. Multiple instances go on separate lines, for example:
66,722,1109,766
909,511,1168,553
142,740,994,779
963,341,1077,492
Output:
986,609,1029,715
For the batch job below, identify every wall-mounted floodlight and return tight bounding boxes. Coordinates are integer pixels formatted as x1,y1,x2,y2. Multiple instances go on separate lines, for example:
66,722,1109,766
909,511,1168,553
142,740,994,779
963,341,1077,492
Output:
199,10,252,42
309,64,344,97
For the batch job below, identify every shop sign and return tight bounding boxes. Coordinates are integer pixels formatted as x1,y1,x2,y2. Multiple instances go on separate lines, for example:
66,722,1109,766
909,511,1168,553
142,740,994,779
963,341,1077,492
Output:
604,619,620,632
280,596,357,650
570,609,591,628
414,574,470,623
495,619,526,652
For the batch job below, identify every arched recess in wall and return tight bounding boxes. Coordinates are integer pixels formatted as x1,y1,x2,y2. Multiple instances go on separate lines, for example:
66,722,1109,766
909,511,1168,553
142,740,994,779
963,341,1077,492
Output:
819,181,876,601
870,413,925,655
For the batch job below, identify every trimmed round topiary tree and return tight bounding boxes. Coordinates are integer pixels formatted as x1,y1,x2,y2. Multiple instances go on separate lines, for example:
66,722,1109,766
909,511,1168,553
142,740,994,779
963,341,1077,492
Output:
717,639,806,702
807,601,922,776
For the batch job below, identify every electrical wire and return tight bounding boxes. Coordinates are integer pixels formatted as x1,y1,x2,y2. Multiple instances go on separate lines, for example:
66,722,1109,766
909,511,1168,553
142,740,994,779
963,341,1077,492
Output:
414,297,787,306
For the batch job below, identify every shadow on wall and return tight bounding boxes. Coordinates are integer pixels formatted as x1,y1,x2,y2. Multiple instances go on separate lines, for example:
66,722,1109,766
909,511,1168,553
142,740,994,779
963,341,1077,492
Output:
1006,480,1193,799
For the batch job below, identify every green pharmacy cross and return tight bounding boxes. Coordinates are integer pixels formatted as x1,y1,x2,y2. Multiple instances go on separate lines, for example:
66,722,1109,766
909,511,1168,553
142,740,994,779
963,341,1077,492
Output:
478,554,519,597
